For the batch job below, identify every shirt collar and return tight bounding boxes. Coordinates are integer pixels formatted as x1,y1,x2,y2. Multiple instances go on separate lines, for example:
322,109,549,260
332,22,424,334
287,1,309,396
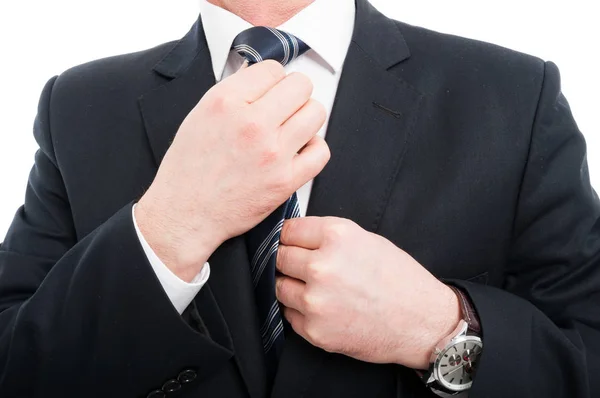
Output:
199,0,356,81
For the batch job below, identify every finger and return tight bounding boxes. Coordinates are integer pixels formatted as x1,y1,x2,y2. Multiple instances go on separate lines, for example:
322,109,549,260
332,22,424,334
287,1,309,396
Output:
251,72,313,128
220,59,286,103
276,245,314,281
281,217,326,249
276,275,306,313
291,135,331,190
282,306,306,337
279,98,327,155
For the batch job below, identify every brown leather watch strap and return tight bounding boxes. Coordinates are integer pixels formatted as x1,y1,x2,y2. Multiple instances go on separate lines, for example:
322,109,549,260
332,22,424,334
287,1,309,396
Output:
448,285,481,335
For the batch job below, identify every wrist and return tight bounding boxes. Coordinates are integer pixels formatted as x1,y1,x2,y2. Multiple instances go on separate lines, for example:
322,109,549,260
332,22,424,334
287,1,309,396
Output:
135,196,222,282
413,284,462,370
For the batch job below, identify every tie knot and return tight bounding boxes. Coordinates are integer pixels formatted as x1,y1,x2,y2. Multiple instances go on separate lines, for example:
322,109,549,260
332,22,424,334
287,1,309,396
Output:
232,27,310,66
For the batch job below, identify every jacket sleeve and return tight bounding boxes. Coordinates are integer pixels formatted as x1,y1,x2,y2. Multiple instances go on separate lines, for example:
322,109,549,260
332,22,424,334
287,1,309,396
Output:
0,77,231,397
449,62,600,397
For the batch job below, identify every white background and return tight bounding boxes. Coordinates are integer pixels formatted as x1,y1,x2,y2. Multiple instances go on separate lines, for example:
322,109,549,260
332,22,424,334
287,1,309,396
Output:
0,0,598,238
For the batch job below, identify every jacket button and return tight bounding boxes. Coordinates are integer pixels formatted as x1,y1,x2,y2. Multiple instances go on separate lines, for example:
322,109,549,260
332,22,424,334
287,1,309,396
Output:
178,369,197,384
162,379,182,393
147,390,166,398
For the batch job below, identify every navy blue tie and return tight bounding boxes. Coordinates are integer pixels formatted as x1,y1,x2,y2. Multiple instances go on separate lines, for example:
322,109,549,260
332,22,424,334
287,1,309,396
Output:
232,27,309,379
232,26,309,66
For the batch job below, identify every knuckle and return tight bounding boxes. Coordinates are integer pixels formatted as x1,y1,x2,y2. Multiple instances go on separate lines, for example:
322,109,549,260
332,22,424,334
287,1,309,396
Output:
298,73,314,92
323,143,331,162
276,277,289,298
280,220,296,245
317,137,331,163
297,73,314,95
310,99,327,120
287,72,313,96
239,118,266,142
324,221,350,241
305,135,330,160
306,261,326,281
301,292,323,315
207,92,233,114
276,246,289,268
305,323,328,348
259,144,282,167
262,60,286,81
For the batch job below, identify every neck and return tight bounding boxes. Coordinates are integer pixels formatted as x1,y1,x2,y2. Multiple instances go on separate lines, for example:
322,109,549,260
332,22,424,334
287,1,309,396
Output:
208,0,314,27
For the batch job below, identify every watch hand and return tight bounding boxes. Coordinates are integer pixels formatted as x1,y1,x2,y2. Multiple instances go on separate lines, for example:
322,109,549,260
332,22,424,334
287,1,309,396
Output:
464,359,475,374
446,364,465,377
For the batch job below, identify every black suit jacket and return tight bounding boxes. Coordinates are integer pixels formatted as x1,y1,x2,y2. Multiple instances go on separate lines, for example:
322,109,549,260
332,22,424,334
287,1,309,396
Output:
1,1,599,397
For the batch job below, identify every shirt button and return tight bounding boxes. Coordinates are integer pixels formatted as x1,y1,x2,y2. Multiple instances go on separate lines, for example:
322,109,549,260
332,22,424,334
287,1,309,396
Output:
178,369,198,384
146,390,166,398
162,379,182,394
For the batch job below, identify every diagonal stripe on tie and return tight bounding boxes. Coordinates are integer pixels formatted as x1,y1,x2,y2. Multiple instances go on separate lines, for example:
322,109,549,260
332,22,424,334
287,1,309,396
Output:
245,191,302,381
232,26,309,383
232,26,309,66
251,218,284,274
232,44,263,63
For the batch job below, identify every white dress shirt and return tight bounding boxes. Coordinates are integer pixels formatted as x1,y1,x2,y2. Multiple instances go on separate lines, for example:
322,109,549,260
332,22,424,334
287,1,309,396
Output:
133,0,356,314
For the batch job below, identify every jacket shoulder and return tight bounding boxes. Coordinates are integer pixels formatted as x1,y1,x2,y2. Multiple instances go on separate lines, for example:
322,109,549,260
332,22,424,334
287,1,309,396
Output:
38,40,182,168
49,40,178,107
396,21,545,68
393,21,547,91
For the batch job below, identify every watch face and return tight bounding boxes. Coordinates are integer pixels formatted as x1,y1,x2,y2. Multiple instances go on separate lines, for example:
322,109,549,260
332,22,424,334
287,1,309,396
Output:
434,335,483,392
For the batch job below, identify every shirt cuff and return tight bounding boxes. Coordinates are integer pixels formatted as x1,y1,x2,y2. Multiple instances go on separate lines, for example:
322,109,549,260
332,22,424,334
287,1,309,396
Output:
132,204,210,314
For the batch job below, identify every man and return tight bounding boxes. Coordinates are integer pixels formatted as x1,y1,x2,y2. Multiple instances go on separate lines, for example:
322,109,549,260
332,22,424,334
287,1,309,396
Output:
0,0,598,396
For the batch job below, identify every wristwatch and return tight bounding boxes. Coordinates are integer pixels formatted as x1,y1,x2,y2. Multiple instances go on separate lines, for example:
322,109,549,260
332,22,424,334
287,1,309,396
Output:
421,286,483,396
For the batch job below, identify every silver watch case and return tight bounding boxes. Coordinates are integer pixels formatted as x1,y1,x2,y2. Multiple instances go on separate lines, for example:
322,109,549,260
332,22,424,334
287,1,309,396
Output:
426,320,483,393
432,335,482,392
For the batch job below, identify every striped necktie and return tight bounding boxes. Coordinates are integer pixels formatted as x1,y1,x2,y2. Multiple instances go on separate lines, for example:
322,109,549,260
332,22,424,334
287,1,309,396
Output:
232,26,309,66
232,27,309,380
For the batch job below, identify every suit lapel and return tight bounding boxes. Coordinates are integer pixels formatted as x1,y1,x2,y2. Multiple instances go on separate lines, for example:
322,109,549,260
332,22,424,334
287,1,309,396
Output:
137,18,268,398
273,1,425,396
306,39,423,231
306,3,422,232
138,19,214,167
